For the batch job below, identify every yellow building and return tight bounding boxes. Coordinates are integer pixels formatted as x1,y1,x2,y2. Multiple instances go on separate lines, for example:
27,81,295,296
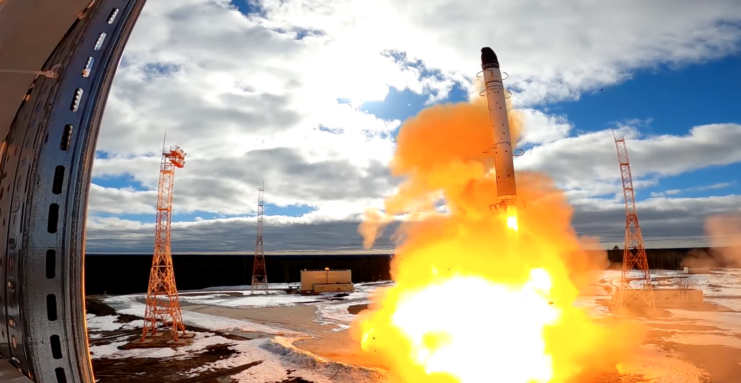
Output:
300,268,354,293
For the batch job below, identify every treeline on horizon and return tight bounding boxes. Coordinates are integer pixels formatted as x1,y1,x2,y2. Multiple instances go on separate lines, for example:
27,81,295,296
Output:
87,246,726,257
84,248,737,295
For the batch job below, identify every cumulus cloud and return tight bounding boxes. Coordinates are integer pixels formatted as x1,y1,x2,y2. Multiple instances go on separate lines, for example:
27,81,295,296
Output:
257,0,741,105
86,215,401,253
570,194,741,248
517,109,573,145
86,0,741,252
517,123,741,191
650,182,735,197
85,193,741,252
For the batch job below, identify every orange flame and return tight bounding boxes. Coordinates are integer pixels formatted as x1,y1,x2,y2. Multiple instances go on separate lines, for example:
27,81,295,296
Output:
353,99,644,383
507,205,519,232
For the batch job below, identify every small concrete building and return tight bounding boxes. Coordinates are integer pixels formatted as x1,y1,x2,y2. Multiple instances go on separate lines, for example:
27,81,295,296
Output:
300,268,354,294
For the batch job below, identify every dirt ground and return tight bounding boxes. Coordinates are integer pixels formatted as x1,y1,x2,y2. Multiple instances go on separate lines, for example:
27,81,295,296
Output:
643,320,741,382
180,301,383,369
87,298,298,383
89,293,741,383
180,303,335,334
182,302,648,382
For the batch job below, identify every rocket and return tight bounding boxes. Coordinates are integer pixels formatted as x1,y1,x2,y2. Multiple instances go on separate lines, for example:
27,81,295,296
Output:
481,47,517,210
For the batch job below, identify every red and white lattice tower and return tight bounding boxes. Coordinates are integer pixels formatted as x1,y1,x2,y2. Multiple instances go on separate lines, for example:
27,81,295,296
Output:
142,144,188,341
614,134,655,310
251,184,269,294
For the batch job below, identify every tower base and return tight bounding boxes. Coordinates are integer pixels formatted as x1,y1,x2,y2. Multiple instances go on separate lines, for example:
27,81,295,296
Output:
122,331,195,349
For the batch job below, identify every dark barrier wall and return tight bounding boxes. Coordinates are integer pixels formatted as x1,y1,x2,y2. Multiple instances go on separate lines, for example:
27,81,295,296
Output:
86,254,394,295
87,248,723,295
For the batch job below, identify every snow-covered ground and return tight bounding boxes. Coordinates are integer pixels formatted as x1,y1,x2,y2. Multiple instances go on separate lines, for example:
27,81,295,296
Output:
88,271,741,383
105,294,302,336
615,345,710,383
587,268,741,296
88,282,393,382
202,283,301,291
180,291,325,308
87,315,392,383
132,282,386,310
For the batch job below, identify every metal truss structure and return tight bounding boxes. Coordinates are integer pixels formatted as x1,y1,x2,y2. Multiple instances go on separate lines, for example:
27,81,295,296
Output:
141,144,187,342
614,135,656,310
251,185,269,294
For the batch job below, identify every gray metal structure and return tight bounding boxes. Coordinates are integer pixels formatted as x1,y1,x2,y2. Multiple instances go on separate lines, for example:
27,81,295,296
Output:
0,0,146,381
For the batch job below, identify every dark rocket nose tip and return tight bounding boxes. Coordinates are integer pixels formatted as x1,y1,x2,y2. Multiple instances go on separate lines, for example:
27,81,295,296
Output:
481,47,499,69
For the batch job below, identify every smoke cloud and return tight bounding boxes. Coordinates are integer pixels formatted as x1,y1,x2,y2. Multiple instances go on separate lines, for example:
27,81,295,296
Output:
683,213,741,268
353,98,642,383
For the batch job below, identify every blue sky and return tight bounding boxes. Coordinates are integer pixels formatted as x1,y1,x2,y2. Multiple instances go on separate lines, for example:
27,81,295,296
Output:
360,54,741,203
93,52,741,221
361,53,741,139
84,0,741,252
550,54,741,201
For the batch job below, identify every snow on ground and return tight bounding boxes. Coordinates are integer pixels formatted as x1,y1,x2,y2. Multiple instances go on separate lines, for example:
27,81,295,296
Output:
86,281,400,382
309,283,390,330
86,313,133,332
616,344,709,383
572,296,611,317
104,295,301,335
202,282,301,291
658,333,741,348
89,270,741,382
87,317,394,382
87,312,393,382
591,268,741,299
315,301,368,325
663,309,741,333
688,269,741,296
189,282,391,309
706,298,741,311
91,290,395,382
179,291,321,308
180,335,396,383
91,332,250,360
254,337,394,383
111,282,394,310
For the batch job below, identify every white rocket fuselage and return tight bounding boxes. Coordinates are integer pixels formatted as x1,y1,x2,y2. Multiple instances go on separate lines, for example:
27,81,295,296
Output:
481,47,516,206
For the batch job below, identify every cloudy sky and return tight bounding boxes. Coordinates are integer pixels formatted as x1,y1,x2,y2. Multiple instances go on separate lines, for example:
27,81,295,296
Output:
87,0,741,253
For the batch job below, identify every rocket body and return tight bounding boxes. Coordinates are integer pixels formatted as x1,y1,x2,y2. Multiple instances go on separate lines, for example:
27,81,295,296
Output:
481,47,516,206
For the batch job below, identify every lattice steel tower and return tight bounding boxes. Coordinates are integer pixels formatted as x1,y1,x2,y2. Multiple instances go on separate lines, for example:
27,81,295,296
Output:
142,143,188,341
614,134,655,310
251,184,269,294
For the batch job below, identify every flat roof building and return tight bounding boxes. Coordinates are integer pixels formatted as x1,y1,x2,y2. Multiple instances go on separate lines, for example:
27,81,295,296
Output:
300,268,354,294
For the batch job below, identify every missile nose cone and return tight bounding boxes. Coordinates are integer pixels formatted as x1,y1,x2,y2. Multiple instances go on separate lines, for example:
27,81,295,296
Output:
481,47,499,69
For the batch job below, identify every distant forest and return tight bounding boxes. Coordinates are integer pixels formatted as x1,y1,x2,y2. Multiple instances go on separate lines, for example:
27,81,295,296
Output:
85,247,736,295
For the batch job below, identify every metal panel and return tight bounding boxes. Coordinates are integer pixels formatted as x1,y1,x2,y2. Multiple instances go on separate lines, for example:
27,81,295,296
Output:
0,359,33,383
313,283,355,293
0,0,146,382
0,0,93,142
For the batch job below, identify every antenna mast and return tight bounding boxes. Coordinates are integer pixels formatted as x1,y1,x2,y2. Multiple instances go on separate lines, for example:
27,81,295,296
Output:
251,183,269,294
141,142,189,342
613,134,655,310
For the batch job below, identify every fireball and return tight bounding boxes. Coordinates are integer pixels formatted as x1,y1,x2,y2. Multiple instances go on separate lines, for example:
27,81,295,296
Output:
354,98,645,383
363,269,559,383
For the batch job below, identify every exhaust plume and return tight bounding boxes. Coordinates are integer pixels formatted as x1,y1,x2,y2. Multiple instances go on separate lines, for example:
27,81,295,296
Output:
353,98,643,383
